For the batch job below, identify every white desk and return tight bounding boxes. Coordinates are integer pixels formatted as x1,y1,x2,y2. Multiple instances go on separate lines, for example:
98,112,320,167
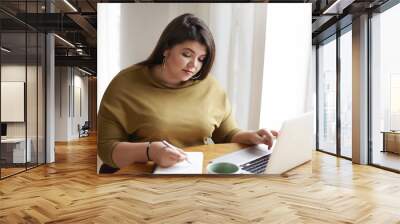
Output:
1,138,32,163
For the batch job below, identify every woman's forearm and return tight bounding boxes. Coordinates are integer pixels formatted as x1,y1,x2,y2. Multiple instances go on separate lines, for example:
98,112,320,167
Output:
231,131,254,145
112,142,148,168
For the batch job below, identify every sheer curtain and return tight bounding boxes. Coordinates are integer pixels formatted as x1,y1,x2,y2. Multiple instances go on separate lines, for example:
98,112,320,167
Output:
97,3,120,111
165,3,311,130
205,4,267,130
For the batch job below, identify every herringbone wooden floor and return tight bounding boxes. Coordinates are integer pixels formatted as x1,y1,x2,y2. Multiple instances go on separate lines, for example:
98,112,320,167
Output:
1,135,400,223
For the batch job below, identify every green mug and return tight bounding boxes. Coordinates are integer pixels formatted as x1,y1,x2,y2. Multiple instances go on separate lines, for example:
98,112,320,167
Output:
207,162,240,174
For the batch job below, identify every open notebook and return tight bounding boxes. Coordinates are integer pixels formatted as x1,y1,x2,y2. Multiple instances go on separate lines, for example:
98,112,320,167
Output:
153,152,204,174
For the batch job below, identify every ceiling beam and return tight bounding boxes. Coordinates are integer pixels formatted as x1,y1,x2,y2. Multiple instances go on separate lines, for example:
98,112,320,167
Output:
55,55,96,71
322,0,356,14
67,13,97,39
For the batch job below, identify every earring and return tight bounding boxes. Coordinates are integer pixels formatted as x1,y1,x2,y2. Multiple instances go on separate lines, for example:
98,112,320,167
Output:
162,57,166,71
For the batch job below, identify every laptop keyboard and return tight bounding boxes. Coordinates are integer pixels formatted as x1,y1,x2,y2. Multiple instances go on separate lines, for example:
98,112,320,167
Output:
240,154,270,174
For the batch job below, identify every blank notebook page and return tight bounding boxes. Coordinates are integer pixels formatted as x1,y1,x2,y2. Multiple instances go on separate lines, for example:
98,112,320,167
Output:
153,152,204,174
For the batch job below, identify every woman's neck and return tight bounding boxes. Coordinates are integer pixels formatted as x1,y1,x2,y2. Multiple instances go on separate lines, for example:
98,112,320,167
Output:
151,65,189,88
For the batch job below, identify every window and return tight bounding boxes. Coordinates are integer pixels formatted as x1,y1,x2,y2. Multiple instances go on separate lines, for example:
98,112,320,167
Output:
317,36,337,155
339,28,352,158
371,2,400,171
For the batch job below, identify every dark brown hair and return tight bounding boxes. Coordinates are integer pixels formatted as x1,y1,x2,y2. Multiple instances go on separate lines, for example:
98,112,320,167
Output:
138,13,215,80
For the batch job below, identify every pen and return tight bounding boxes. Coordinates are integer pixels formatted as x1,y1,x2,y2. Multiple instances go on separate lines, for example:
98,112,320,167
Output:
161,140,192,164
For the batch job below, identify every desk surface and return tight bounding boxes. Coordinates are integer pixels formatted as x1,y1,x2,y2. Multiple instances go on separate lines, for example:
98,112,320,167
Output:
1,138,27,143
381,131,400,134
113,143,308,175
115,143,246,175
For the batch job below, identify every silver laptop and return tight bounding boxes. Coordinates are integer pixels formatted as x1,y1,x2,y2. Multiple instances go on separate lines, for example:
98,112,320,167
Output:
209,112,314,174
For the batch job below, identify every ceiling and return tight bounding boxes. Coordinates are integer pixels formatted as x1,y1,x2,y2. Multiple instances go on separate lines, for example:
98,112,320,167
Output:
0,0,392,76
0,0,98,74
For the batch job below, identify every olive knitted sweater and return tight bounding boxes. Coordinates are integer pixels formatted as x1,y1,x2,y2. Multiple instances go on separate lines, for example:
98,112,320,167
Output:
97,65,241,167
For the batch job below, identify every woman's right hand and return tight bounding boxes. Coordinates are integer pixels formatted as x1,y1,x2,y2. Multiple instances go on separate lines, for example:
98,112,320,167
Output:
149,141,187,168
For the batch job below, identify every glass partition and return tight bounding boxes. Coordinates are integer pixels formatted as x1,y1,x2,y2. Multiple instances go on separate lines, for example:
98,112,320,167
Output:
317,36,337,155
1,31,27,177
339,28,352,158
0,1,46,179
371,3,400,171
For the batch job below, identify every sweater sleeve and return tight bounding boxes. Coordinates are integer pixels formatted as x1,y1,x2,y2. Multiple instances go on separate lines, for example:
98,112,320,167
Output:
97,70,131,168
211,94,241,143
97,112,127,168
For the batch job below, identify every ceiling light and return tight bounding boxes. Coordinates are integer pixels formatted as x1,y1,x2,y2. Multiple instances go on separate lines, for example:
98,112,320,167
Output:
63,0,78,12
76,48,86,55
323,0,355,15
54,34,75,48
1,47,11,53
77,67,93,76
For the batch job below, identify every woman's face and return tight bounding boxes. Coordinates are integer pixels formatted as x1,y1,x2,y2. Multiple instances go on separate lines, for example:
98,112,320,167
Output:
163,40,207,83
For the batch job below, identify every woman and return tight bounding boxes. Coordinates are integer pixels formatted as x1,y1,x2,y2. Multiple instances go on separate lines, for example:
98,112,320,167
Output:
98,13,278,170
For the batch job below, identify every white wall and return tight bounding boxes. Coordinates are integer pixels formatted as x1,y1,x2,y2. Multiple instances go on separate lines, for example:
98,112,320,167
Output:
1,64,47,163
73,73,89,137
79,75,89,125
55,67,68,141
54,67,89,141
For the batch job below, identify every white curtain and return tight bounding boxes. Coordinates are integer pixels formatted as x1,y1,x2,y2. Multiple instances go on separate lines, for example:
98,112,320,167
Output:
207,4,266,130
159,3,265,130
97,3,120,111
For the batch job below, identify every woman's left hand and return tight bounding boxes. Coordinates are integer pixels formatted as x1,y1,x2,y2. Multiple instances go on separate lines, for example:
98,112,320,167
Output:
231,129,279,149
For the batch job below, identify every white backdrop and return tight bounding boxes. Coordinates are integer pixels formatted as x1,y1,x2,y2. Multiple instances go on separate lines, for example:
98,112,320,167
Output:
260,4,312,130
97,3,312,131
